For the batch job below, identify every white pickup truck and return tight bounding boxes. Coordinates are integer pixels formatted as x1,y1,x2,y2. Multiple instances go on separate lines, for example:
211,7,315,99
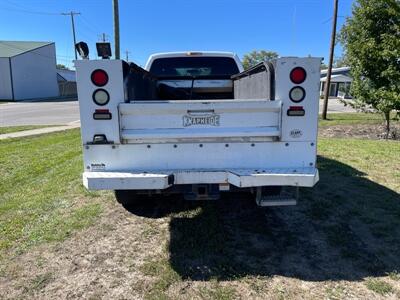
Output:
75,50,320,207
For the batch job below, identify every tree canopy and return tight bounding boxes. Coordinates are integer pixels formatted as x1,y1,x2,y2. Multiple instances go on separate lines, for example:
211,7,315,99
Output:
56,64,69,70
339,0,400,133
242,50,279,70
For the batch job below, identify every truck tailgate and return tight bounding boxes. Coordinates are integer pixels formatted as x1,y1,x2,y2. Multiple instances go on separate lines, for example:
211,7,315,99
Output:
119,100,281,143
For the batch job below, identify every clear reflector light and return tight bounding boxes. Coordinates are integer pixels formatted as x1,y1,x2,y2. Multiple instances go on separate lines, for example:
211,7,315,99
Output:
289,86,306,103
92,89,110,106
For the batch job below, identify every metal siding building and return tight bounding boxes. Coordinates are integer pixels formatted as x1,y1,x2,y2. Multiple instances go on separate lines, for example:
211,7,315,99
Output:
0,41,59,101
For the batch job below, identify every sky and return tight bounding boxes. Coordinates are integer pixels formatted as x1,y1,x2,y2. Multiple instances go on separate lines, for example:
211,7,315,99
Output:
0,0,355,68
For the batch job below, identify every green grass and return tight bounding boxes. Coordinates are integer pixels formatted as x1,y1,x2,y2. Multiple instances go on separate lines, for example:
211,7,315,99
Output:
318,112,398,127
388,271,400,281
29,272,53,291
161,137,400,287
365,279,393,295
141,258,181,300
0,129,108,260
0,125,57,135
1,123,400,298
318,138,400,191
199,283,237,300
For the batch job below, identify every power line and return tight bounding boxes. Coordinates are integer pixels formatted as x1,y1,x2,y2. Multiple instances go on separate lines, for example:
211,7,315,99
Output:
322,15,345,24
2,2,85,63
61,11,81,60
2,0,60,15
99,33,110,42
79,15,101,35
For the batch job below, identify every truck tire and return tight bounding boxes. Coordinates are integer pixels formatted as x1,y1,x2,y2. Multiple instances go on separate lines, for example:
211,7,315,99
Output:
114,190,141,207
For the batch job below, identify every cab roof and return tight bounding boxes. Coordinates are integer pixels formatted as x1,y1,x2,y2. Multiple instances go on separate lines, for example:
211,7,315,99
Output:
144,51,243,71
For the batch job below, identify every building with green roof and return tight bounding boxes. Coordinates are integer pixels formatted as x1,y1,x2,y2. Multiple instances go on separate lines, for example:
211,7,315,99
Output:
0,41,59,100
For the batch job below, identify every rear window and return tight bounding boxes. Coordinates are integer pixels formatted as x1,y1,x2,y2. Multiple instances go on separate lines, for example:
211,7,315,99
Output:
149,56,240,78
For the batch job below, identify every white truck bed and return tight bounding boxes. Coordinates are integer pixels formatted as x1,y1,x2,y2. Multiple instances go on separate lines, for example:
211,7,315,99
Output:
75,55,321,205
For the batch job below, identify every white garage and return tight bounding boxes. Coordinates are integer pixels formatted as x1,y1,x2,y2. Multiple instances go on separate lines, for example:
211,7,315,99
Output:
0,41,59,101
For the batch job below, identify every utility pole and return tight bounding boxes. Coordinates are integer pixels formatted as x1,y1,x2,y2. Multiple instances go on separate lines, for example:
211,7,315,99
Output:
322,0,339,120
99,33,109,42
125,50,130,62
61,11,81,60
112,0,120,59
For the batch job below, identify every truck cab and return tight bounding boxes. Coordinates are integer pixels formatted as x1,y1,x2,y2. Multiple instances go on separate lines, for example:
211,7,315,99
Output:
75,50,320,207
144,52,243,100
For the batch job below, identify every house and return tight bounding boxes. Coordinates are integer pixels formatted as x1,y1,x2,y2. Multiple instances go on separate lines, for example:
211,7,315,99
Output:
57,68,77,97
0,41,59,101
320,66,352,99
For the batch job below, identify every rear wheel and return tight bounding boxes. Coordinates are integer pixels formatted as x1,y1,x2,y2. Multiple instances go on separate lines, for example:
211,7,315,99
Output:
114,190,158,208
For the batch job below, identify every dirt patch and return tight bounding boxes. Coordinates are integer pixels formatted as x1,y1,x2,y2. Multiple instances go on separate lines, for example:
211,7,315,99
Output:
0,201,170,300
1,183,400,299
319,123,400,140
1,144,400,299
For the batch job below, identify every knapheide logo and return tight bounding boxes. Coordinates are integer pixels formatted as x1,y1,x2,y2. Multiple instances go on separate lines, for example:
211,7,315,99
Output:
290,129,303,138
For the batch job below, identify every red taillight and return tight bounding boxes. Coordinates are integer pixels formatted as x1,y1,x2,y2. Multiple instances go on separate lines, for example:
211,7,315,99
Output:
91,69,108,87
290,67,306,84
287,106,305,116
289,106,304,110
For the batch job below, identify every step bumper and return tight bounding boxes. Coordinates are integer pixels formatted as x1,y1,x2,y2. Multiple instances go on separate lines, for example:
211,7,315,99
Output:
83,167,319,190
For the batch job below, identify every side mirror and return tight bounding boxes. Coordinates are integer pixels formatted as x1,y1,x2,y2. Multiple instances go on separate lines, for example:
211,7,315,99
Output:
75,42,89,59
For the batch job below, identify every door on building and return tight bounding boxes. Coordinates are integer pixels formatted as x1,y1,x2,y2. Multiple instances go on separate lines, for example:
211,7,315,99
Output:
329,83,337,97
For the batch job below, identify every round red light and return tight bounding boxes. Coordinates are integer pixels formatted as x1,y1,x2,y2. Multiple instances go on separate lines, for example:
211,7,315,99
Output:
290,67,307,84
91,69,108,87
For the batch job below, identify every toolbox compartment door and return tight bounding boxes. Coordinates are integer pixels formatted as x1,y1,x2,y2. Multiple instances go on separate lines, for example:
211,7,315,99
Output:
119,99,282,144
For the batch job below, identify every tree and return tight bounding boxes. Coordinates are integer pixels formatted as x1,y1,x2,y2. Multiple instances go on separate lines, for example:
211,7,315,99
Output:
56,64,69,70
333,55,348,68
339,0,400,135
242,50,279,70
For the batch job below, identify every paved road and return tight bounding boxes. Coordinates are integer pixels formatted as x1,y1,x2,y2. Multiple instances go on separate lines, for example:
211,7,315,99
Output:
319,98,356,113
0,98,355,127
0,101,80,126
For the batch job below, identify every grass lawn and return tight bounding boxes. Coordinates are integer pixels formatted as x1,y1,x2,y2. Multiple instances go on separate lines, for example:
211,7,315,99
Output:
0,125,59,135
0,129,108,260
0,127,399,299
319,112,398,127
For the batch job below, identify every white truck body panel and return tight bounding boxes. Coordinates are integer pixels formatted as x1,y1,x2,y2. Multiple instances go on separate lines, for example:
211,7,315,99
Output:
75,53,320,194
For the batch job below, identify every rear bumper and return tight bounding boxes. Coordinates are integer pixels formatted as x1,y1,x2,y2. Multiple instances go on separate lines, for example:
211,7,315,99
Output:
83,167,319,190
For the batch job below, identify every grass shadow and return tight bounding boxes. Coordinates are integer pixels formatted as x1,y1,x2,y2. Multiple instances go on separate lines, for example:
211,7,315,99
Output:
167,156,400,281
121,194,200,218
